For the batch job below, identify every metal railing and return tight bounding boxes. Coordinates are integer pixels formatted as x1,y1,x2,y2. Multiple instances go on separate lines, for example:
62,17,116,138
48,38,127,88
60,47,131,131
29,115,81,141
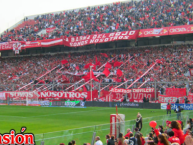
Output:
34,111,193,145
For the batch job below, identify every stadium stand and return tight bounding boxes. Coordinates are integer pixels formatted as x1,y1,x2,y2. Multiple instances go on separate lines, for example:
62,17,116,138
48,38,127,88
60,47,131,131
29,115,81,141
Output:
0,44,192,92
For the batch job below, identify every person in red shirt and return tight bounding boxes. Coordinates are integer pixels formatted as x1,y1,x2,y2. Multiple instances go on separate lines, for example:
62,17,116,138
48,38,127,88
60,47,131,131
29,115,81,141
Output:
167,131,180,144
166,103,171,116
124,128,132,138
139,133,145,145
157,134,170,145
171,121,185,144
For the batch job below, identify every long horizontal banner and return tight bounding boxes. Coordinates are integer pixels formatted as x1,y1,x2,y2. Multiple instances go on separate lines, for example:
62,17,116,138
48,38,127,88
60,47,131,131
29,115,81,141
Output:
63,30,139,47
5,91,98,101
1,24,193,51
138,25,193,38
62,71,115,76
101,88,157,102
158,94,184,103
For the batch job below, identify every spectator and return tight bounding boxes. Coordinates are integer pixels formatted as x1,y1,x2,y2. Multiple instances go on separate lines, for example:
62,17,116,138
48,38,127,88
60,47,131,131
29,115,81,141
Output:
72,140,76,145
157,134,170,145
184,121,191,133
128,133,136,145
116,133,124,145
124,128,132,138
107,135,115,145
68,142,73,145
184,134,193,145
135,133,142,145
94,136,103,145
106,135,110,144
167,131,180,144
139,133,145,145
158,125,164,133
171,121,185,144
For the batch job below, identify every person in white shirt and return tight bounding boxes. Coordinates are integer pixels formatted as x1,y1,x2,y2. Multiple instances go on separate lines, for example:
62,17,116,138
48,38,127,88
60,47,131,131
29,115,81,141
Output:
94,136,103,145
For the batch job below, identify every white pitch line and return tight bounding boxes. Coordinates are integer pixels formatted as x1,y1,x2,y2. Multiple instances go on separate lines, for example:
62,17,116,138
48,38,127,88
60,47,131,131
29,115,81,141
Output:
0,115,26,118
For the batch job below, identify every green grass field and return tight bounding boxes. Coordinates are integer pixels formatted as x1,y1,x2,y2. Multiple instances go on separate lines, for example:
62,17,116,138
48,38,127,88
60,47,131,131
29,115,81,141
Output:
0,106,192,145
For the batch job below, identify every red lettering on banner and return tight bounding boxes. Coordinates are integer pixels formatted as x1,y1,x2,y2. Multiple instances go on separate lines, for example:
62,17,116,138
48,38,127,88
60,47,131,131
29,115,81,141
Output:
165,88,186,97
5,91,96,101
158,94,184,103
101,88,157,102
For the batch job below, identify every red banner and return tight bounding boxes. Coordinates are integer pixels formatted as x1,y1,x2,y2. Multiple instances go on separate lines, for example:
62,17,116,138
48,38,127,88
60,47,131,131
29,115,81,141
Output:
165,88,186,97
46,27,56,33
188,92,193,103
168,25,193,35
138,27,168,38
63,30,139,47
158,94,184,103
101,88,157,102
5,90,98,101
0,42,13,51
1,24,193,51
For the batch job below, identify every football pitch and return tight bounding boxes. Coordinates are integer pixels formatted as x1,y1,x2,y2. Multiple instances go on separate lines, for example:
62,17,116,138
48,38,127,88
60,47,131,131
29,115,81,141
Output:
0,106,191,145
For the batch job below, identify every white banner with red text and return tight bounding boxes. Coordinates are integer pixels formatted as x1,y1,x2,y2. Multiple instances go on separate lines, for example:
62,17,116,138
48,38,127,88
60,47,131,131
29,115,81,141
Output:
4,90,98,101
158,94,184,103
101,88,157,102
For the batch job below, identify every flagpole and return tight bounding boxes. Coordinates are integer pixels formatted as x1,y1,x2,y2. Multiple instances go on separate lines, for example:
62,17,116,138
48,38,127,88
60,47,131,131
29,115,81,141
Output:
90,66,93,101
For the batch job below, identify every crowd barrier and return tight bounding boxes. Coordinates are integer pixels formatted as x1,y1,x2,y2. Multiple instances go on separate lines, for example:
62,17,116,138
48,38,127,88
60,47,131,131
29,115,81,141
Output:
161,103,193,110
50,101,161,109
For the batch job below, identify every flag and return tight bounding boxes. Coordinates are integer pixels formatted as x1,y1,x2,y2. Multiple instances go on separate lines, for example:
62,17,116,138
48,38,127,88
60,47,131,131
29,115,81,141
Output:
153,28,163,34
83,85,87,91
61,75,70,83
116,69,123,77
82,71,99,82
113,61,123,67
95,61,101,66
75,66,80,70
39,80,45,84
105,62,112,68
95,56,101,66
61,60,68,64
84,63,90,69
156,59,162,64
103,68,110,77
100,53,108,58
84,63,96,70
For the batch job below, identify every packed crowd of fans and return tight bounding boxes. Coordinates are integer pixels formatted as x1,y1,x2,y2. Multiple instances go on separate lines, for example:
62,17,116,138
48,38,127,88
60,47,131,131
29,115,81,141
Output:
1,0,193,42
0,44,192,92
60,113,193,145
